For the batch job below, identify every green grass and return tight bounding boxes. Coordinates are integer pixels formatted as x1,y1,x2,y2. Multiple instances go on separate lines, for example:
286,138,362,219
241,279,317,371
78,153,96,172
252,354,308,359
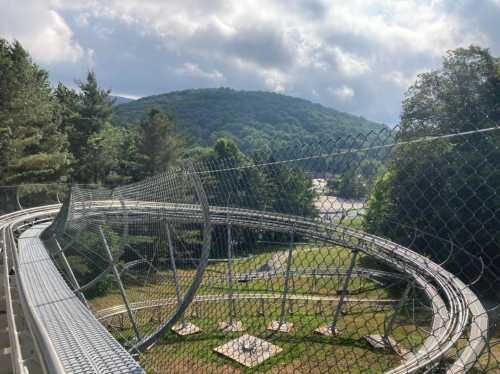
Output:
89,244,395,310
90,243,427,372
107,300,427,373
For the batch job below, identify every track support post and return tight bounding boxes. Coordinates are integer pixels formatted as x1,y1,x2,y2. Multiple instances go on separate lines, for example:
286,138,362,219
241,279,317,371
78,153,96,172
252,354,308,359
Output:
54,239,90,309
167,223,201,336
99,226,142,342
267,231,295,333
219,221,245,332
316,248,359,336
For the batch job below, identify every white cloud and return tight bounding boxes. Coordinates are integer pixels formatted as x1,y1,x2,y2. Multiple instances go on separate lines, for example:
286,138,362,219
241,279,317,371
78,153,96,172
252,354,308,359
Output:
489,0,500,8
323,0,488,56
382,71,414,89
330,85,355,101
75,12,91,27
0,1,86,64
3,0,497,123
50,1,486,77
332,47,371,77
174,62,225,82
262,69,287,92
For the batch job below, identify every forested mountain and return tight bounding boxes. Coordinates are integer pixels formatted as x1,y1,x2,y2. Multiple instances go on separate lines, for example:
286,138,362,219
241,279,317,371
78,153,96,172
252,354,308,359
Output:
114,88,386,152
111,95,134,105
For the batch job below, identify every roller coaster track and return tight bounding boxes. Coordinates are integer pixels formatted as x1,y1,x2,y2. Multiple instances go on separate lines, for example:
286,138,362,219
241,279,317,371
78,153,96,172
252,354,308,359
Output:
95,293,399,321
0,202,489,373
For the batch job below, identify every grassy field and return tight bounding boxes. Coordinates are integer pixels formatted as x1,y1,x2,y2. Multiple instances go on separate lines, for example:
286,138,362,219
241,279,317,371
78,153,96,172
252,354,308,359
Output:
90,239,500,373
89,244,395,310
87,243,434,372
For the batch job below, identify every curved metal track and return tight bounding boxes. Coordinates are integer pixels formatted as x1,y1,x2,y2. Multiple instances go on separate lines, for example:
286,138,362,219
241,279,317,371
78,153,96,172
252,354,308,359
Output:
95,293,399,321
0,202,489,373
1,205,144,374
71,201,490,374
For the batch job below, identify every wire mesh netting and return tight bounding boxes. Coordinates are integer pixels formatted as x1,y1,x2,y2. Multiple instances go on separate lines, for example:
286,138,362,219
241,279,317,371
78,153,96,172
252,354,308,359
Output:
0,183,68,214
3,125,499,373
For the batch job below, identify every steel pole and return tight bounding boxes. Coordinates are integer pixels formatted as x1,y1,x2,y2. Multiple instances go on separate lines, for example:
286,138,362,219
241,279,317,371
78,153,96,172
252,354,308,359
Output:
54,239,90,309
331,248,359,332
99,226,141,341
278,231,294,325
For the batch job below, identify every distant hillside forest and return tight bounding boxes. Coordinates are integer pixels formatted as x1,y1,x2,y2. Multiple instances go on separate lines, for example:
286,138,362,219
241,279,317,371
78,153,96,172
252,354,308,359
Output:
114,88,385,153
2,37,499,291
0,38,388,187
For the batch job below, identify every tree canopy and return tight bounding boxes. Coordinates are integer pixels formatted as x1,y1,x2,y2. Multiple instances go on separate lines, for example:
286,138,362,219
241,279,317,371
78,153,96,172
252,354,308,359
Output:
365,46,500,294
56,71,117,183
114,88,386,153
135,108,184,179
0,40,71,184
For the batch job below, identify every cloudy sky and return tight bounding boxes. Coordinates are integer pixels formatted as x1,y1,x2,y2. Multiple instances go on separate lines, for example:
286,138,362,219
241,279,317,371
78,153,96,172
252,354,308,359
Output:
1,0,499,124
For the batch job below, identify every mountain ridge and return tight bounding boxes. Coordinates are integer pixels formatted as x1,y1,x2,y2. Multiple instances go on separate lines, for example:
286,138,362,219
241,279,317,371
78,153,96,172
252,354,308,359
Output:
111,95,135,105
114,87,386,152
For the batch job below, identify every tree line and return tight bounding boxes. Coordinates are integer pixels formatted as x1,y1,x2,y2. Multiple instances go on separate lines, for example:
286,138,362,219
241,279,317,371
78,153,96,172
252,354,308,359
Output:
2,38,499,294
0,38,316,217
365,46,500,296
0,39,183,186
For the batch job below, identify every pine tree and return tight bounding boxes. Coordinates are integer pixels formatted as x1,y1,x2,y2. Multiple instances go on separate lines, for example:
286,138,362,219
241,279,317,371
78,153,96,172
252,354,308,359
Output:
57,71,115,183
137,108,183,178
77,71,114,138
0,39,70,184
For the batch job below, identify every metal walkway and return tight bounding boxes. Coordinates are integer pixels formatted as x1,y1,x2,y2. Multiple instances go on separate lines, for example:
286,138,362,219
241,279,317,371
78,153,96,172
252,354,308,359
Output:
17,223,143,374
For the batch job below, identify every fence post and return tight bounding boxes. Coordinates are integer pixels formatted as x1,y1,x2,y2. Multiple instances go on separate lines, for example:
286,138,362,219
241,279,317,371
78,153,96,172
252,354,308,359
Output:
277,231,294,326
226,223,236,325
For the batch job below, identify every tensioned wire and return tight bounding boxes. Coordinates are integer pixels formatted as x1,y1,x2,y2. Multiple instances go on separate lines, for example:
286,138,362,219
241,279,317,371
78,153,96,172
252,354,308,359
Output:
190,125,500,175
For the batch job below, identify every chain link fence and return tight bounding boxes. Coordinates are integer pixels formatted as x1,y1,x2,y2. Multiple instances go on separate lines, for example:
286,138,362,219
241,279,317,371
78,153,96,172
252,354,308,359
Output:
2,125,499,373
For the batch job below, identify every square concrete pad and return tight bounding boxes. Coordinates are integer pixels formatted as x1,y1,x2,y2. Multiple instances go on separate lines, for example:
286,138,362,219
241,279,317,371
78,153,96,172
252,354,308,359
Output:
172,322,201,336
218,320,246,333
267,320,295,333
214,334,282,368
314,324,339,336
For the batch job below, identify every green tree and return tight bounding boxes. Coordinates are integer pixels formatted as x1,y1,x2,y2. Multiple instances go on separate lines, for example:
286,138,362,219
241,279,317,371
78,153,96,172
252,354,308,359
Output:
55,83,80,135
0,39,70,184
399,46,500,137
77,124,132,185
77,71,114,138
327,160,383,199
365,46,500,294
56,72,117,183
260,157,316,216
136,108,184,178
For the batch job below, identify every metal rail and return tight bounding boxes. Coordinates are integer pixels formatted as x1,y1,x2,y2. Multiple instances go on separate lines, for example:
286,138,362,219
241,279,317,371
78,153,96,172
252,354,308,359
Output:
69,200,487,374
95,293,398,321
0,201,489,373
0,205,143,374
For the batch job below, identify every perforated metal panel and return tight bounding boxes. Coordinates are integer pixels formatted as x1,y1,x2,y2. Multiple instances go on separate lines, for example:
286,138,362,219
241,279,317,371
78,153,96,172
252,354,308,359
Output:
17,223,144,373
